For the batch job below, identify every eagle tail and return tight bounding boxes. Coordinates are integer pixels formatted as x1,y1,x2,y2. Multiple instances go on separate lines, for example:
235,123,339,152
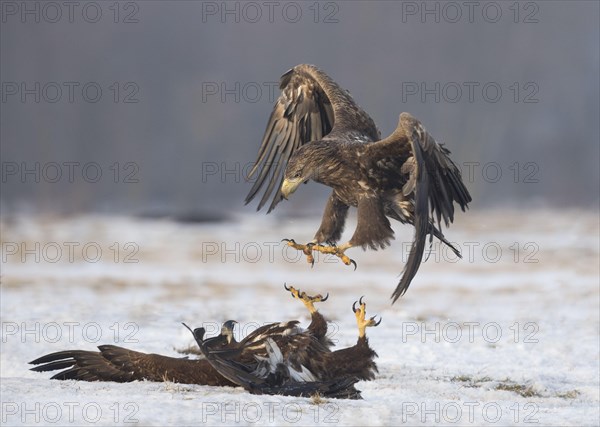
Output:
429,222,461,258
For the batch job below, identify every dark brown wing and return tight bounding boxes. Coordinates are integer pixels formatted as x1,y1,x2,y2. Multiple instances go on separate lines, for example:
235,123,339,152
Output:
366,113,472,301
201,321,304,362
308,310,334,349
238,321,301,348
198,338,362,399
29,345,233,386
245,64,380,212
206,320,331,384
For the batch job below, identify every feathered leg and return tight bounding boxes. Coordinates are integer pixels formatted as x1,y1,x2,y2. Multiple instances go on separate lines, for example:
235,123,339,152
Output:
303,195,394,269
283,284,331,346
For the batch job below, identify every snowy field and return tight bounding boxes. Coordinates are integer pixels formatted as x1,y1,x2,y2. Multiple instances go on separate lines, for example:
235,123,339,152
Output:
1,210,598,426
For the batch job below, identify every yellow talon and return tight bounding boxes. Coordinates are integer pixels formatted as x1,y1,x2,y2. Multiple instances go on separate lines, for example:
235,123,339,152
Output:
284,284,329,314
283,239,316,266
282,239,357,269
339,254,354,267
353,296,381,338
310,244,357,270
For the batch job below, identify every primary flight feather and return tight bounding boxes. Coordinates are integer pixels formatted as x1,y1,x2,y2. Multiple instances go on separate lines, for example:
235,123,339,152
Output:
246,64,472,302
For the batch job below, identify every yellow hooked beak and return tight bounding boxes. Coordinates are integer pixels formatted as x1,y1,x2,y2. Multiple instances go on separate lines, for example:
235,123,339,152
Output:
281,178,301,199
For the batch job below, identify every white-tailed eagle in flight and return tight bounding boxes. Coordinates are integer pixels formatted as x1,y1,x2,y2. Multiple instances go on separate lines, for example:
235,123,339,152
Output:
245,64,472,302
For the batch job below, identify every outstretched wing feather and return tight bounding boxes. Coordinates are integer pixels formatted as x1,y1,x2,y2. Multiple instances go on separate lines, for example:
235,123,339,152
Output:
365,113,471,300
30,345,229,385
245,68,334,212
245,64,379,213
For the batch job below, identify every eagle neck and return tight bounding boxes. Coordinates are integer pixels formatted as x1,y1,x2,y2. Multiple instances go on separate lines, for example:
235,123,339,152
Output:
307,142,349,189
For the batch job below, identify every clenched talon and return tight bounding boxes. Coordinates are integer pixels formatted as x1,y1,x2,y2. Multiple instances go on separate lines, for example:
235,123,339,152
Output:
282,239,357,269
284,284,329,314
353,296,382,338
341,255,357,271
310,244,357,270
283,239,316,266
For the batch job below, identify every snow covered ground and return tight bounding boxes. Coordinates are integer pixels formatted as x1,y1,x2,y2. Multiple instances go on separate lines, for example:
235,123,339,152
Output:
1,210,598,426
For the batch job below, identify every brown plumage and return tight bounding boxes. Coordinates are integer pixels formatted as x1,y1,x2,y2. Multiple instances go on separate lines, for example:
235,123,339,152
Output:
29,321,321,387
29,289,380,399
245,64,472,301
29,345,234,386
284,284,333,349
325,297,380,382
190,296,380,399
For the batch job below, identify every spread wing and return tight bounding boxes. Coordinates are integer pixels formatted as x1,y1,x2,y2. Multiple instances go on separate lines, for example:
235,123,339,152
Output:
198,338,362,399
29,345,232,386
203,320,331,384
366,113,472,302
245,64,380,212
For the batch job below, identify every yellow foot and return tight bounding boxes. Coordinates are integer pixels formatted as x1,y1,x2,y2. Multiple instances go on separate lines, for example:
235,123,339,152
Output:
284,284,328,314
282,239,316,266
310,244,357,269
282,239,357,270
353,296,382,338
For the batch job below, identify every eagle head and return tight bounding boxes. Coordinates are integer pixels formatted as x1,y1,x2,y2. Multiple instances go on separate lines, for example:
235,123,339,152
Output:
281,143,330,199
221,320,237,344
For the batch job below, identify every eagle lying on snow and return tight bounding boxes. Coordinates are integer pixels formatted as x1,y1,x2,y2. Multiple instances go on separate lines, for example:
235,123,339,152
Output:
29,286,379,399
245,64,472,302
